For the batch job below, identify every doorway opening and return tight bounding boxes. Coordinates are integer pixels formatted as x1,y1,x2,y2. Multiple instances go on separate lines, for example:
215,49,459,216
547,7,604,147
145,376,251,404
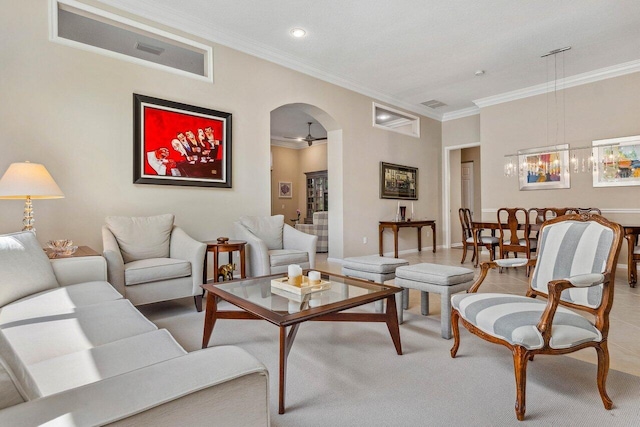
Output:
270,103,343,259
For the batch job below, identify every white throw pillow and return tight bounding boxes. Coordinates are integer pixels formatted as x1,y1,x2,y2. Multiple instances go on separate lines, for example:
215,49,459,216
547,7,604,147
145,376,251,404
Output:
106,214,174,263
0,231,58,307
239,215,284,250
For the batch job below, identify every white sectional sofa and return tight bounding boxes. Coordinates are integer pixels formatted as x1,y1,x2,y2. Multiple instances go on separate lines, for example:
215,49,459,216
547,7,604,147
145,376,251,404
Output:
0,231,270,426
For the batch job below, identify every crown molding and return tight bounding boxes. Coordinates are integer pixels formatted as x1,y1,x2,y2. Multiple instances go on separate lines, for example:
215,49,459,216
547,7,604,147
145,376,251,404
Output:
95,0,443,122
473,59,640,109
441,106,480,121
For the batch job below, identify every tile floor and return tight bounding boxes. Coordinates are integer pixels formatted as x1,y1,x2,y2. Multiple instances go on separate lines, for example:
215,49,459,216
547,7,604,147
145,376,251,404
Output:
315,248,640,377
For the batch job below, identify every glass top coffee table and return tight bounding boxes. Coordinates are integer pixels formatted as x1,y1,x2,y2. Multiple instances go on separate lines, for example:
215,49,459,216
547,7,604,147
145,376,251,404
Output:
201,270,403,414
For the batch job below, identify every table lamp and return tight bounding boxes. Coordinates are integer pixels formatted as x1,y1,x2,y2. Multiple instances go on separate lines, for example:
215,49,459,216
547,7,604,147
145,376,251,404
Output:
0,161,64,232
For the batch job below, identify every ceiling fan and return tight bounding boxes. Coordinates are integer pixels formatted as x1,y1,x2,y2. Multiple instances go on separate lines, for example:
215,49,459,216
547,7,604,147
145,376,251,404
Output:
285,122,327,146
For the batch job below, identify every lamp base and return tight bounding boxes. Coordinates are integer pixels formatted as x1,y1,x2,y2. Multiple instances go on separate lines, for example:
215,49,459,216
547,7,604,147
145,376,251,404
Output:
22,196,35,233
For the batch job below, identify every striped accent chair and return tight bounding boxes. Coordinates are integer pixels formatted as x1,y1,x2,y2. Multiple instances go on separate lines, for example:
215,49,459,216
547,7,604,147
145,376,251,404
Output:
295,211,328,253
450,214,623,421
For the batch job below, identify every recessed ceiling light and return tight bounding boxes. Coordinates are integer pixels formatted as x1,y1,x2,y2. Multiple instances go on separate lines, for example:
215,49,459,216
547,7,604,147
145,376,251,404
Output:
475,70,485,76
290,28,307,38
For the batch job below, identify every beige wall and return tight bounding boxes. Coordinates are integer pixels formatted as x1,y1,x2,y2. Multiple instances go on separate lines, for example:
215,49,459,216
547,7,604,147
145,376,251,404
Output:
480,72,640,223
1,1,441,259
270,143,328,223
442,115,480,148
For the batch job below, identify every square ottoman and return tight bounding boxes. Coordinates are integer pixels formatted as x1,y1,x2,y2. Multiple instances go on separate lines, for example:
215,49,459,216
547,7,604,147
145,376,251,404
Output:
342,255,409,312
395,263,475,339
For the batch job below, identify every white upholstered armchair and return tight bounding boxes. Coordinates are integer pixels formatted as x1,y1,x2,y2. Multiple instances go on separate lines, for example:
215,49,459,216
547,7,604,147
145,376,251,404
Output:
102,214,206,311
234,214,317,277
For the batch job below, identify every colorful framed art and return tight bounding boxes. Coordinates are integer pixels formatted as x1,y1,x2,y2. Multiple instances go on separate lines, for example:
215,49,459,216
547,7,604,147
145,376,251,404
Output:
592,135,640,187
133,94,232,188
518,144,570,191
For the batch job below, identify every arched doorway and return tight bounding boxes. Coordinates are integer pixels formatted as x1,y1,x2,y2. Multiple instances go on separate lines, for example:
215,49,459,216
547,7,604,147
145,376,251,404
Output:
270,103,343,259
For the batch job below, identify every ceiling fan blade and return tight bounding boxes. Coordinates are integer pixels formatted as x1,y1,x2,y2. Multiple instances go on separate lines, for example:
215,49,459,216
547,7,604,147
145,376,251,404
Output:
283,136,304,140
311,137,327,141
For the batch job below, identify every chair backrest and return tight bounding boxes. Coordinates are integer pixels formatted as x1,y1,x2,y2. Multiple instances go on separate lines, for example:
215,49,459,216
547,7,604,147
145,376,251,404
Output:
530,214,623,314
313,211,328,226
528,208,552,225
547,207,573,218
497,207,529,247
458,208,473,241
567,207,602,215
238,215,285,250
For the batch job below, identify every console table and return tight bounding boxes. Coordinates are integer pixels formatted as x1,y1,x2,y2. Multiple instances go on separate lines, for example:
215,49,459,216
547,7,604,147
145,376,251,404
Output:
379,220,436,258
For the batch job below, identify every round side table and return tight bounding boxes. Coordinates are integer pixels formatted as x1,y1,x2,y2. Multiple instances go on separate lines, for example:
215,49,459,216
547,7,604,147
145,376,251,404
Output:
203,240,247,283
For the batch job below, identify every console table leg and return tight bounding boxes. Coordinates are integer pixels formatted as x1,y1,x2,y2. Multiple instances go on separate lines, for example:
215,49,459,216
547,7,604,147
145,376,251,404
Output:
432,224,436,253
417,226,423,252
393,226,399,258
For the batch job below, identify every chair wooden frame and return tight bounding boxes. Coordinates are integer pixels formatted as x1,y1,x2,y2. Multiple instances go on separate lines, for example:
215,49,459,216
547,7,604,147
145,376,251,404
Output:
497,207,534,261
459,208,498,265
625,226,640,288
450,214,624,421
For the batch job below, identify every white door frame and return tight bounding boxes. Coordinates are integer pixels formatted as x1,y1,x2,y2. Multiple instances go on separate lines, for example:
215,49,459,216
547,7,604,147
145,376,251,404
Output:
442,142,481,248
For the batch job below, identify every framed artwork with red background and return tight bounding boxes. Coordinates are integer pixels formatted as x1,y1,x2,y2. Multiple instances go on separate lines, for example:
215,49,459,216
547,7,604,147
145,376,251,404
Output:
134,94,232,188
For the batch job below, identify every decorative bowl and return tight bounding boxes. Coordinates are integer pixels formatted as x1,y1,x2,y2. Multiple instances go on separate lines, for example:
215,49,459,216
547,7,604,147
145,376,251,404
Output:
47,240,77,256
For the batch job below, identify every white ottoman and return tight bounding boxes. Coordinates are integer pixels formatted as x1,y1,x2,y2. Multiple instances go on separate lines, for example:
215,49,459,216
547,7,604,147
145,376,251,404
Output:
395,263,474,339
342,255,409,311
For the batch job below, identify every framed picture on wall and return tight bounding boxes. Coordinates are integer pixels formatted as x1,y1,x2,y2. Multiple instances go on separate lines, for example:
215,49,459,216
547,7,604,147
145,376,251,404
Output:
133,94,232,188
380,162,418,200
518,144,570,190
278,181,293,198
592,135,640,187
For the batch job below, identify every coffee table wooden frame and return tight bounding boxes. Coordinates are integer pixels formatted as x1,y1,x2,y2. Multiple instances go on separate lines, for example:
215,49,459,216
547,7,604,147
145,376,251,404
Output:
201,271,402,414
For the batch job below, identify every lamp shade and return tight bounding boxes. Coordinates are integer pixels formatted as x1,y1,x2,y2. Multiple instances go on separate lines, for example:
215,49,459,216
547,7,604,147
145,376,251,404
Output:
0,162,64,199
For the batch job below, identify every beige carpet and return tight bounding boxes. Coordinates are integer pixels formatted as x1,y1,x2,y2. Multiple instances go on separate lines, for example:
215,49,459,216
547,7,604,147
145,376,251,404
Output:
140,297,640,426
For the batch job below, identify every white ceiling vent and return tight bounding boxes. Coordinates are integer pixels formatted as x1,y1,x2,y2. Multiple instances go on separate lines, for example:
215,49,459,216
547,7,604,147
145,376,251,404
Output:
51,0,213,82
421,100,447,109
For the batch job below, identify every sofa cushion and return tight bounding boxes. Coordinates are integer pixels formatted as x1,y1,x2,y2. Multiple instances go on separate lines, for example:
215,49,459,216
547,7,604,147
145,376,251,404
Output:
105,214,174,263
124,258,191,286
240,215,284,250
1,299,157,366
0,281,121,326
28,329,186,397
268,249,309,267
0,231,58,307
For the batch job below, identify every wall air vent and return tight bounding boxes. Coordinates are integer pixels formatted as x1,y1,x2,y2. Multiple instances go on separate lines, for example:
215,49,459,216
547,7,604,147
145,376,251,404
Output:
421,100,447,109
50,0,213,82
135,42,165,56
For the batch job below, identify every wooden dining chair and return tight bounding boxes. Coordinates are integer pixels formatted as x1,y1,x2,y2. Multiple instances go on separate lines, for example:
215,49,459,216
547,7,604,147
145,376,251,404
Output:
497,207,536,261
625,226,640,288
450,213,624,420
458,208,498,265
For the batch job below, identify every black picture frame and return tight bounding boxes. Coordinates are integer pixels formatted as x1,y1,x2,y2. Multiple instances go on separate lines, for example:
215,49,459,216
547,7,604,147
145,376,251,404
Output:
133,94,232,188
380,162,418,200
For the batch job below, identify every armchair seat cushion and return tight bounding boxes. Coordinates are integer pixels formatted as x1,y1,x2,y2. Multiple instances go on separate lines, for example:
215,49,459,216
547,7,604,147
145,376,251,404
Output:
124,258,191,286
268,249,309,267
452,293,601,350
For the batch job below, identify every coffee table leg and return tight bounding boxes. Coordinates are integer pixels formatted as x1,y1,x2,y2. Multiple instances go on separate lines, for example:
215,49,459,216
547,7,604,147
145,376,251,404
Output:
279,323,302,414
201,294,218,349
279,326,288,414
385,295,403,355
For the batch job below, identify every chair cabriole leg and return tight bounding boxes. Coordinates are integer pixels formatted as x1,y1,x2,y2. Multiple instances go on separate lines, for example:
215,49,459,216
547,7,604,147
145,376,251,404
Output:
450,310,460,357
596,341,613,409
513,346,528,421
